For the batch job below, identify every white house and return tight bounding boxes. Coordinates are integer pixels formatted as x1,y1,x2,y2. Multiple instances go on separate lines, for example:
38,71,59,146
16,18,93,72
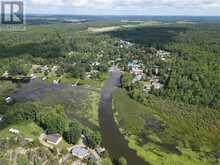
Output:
143,83,152,92
2,71,9,78
95,147,106,155
41,66,49,72
152,82,164,90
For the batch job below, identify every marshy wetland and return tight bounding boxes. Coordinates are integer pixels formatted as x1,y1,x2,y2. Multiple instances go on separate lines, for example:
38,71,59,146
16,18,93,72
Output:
10,80,100,131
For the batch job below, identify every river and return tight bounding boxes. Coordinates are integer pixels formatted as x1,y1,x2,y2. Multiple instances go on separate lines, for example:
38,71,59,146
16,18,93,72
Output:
99,68,148,165
9,69,148,165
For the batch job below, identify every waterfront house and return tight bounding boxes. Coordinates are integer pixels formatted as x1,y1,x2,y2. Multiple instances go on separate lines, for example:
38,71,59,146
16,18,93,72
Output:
32,65,43,73
72,147,90,159
2,71,9,78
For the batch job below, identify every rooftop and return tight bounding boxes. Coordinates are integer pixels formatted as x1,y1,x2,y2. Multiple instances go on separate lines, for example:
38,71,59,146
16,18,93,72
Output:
46,134,62,144
72,147,90,159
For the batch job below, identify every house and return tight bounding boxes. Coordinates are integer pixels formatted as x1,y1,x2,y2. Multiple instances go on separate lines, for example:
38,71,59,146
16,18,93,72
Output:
95,147,106,155
119,40,133,46
91,62,100,66
132,74,143,83
128,60,134,69
53,79,60,84
132,68,144,75
143,83,152,92
41,66,49,73
32,65,43,73
72,147,90,159
152,82,164,90
46,134,62,145
42,77,48,81
9,128,20,134
31,74,36,80
2,71,9,78
156,50,171,61
52,66,58,72
5,97,12,104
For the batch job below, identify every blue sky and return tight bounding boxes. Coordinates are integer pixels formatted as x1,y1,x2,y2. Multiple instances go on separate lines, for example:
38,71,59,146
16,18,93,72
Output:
24,0,220,15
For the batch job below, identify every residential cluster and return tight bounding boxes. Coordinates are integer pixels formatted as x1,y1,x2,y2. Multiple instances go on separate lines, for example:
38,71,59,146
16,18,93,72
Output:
7,128,106,164
127,49,171,93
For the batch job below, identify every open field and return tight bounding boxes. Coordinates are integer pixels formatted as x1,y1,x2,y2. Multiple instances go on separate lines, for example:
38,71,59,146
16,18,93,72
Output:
87,21,162,33
113,89,220,165
0,122,43,140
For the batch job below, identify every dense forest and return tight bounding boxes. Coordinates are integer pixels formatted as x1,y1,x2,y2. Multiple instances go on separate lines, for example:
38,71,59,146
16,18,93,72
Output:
110,23,220,109
114,22,220,165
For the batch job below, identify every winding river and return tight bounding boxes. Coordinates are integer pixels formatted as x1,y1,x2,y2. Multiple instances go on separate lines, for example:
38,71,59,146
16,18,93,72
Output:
9,66,147,165
99,67,148,165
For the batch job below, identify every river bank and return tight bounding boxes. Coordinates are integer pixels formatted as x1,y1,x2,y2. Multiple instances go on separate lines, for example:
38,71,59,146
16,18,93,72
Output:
99,69,148,165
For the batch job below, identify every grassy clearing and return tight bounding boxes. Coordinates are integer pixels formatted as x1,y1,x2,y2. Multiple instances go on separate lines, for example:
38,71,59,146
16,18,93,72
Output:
74,92,100,128
112,89,220,165
87,21,162,33
0,122,43,140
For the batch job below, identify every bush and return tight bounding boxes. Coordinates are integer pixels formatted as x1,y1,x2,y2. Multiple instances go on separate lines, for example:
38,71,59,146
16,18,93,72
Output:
86,131,102,149
118,157,127,165
64,126,81,144
44,113,69,134
17,154,29,165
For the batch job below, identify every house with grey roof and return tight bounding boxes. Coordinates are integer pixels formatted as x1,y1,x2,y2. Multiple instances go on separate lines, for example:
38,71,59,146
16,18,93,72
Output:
46,134,62,145
71,146,90,159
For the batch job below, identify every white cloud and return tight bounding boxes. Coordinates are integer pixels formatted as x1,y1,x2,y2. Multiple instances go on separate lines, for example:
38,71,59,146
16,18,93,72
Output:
28,0,220,9
25,0,220,15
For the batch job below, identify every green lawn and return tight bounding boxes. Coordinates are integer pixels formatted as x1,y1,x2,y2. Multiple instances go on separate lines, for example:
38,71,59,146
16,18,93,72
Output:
0,122,43,140
112,89,219,165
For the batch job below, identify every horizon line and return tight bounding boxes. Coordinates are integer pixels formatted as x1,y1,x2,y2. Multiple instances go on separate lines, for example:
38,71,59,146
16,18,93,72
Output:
25,14,220,17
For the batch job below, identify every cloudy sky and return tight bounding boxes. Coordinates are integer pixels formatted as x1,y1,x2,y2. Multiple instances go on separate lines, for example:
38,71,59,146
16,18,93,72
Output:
24,0,220,15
